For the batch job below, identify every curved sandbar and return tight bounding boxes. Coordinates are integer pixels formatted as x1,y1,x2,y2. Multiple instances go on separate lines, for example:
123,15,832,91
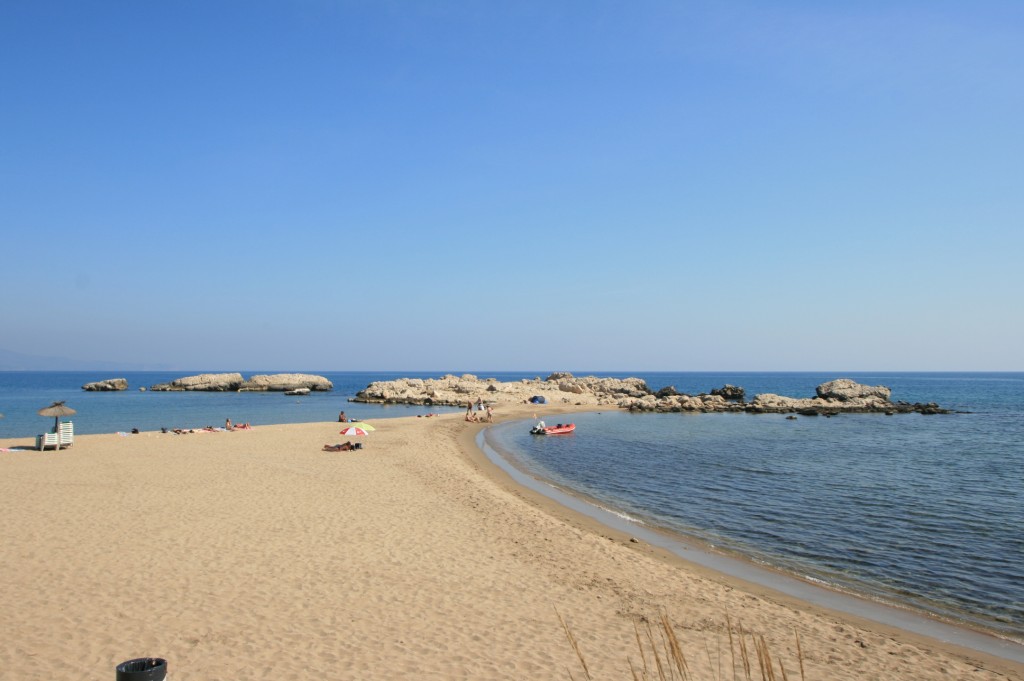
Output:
0,407,1018,680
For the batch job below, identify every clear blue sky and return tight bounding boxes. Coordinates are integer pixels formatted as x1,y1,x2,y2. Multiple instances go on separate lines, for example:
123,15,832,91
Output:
2,1,1021,371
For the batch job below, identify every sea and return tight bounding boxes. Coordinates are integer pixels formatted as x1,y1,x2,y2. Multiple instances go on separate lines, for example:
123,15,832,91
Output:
2,370,1021,644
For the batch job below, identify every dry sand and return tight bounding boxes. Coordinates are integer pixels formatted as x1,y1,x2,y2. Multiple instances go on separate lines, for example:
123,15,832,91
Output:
1,406,1020,680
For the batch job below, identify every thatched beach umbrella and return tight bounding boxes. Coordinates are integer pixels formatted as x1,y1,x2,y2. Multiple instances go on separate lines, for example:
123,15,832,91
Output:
38,401,76,431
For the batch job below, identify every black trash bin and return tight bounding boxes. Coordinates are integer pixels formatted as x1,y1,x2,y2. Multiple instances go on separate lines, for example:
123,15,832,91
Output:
116,657,167,681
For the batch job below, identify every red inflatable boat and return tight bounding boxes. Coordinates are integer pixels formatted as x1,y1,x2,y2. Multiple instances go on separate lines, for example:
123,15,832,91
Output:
530,423,576,435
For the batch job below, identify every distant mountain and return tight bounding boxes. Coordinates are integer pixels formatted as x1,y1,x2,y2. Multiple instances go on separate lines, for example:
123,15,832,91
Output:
0,347,171,371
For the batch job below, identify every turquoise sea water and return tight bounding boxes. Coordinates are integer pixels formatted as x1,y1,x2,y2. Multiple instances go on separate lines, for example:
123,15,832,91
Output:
2,371,1022,642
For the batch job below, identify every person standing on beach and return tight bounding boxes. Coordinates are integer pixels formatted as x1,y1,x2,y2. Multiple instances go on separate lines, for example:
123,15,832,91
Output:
485,405,493,422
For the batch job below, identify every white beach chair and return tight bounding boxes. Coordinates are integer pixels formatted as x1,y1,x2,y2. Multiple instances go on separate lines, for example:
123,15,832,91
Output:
36,431,60,451
59,421,74,449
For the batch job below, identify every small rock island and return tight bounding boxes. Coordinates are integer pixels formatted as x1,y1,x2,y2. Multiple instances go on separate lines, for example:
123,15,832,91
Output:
149,373,333,392
82,378,129,391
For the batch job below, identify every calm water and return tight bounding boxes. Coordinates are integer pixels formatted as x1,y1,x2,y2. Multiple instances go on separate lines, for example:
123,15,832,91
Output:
487,372,1024,642
0,371,489,437
3,371,1022,641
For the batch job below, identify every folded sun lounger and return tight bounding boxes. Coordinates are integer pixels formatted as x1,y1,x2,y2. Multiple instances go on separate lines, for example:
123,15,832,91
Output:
36,431,60,451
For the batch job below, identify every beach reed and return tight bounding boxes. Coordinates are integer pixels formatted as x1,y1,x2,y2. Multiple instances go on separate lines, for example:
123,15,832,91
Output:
558,607,593,681
559,610,805,681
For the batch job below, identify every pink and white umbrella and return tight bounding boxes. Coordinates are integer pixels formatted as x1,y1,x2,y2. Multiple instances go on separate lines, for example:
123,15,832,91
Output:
339,426,368,436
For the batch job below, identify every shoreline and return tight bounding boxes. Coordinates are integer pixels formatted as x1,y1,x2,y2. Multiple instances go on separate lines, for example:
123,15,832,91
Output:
475,412,1024,663
457,404,1024,678
1,409,1021,679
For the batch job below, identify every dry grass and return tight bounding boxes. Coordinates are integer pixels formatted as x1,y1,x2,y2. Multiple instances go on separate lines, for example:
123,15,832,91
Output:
557,609,806,681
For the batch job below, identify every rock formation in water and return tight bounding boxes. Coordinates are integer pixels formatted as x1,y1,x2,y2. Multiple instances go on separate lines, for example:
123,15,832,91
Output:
82,378,129,391
240,374,333,392
150,372,333,392
150,373,245,391
622,378,947,415
354,373,948,415
710,384,745,401
353,372,650,407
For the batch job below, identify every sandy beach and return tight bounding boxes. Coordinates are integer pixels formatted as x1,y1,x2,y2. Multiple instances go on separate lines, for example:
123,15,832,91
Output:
1,406,1020,680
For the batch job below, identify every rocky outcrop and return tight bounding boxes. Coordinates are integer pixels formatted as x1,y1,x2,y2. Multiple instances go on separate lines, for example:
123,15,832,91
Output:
353,372,652,407
150,372,333,392
82,378,128,391
240,374,333,392
354,374,947,416
350,374,942,411
618,392,738,413
815,379,891,402
897,401,946,415
150,373,244,391
748,379,893,413
621,379,947,415
711,384,745,401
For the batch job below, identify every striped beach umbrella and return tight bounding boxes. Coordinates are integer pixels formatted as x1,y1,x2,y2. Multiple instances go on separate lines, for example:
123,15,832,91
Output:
339,426,368,436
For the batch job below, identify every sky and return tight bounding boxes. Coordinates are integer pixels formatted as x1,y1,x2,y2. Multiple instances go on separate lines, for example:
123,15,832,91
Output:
1,1,1022,371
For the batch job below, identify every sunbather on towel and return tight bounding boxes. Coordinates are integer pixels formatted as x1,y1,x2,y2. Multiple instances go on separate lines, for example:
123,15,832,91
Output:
323,441,355,452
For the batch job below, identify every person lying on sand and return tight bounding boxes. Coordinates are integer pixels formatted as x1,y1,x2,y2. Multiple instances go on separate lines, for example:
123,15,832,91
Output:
323,441,356,452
